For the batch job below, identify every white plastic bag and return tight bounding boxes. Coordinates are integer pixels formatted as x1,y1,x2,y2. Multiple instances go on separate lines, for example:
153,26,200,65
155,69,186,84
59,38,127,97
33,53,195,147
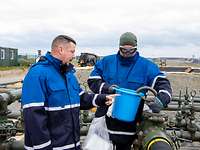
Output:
106,104,113,117
83,116,113,150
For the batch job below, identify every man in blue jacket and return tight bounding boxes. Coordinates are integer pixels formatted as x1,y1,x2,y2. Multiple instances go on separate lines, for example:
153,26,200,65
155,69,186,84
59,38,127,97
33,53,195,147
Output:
87,32,172,150
21,35,115,150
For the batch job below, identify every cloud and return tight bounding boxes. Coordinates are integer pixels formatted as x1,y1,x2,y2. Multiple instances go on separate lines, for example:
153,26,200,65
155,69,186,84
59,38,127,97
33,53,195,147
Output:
0,0,200,57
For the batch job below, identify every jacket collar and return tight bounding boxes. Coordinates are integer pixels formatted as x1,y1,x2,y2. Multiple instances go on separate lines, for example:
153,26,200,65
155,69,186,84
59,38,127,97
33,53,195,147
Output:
117,51,139,66
45,52,75,74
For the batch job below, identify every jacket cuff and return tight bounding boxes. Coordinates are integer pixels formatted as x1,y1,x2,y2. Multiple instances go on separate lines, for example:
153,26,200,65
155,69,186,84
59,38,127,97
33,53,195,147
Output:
101,83,112,94
157,92,171,107
93,94,107,107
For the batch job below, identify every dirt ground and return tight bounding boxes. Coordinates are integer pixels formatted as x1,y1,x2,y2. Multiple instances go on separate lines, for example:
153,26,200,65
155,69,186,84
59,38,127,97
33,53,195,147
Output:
167,73,200,96
0,68,27,84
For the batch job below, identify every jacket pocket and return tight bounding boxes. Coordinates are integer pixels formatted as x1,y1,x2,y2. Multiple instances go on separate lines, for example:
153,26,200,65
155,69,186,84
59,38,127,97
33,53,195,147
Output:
48,82,68,107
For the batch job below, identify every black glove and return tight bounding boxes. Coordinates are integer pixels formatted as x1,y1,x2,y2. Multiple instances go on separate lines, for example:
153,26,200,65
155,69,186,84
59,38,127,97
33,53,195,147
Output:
148,97,164,113
108,85,119,94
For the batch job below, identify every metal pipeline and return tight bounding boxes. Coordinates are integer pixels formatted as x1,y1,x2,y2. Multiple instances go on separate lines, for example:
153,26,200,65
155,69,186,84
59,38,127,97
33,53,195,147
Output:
0,89,22,117
142,129,174,150
7,111,21,119
146,95,200,103
0,89,22,105
169,101,200,107
163,105,200,112
172,97,200,103
167,130,200,141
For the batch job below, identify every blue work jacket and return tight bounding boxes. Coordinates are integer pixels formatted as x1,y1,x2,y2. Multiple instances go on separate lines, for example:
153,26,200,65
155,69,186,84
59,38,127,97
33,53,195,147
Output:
87,51,172,144
22,52,106,150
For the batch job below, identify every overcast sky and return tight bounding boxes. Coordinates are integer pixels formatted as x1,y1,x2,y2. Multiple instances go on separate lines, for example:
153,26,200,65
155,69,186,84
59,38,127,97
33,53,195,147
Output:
0,0,200,58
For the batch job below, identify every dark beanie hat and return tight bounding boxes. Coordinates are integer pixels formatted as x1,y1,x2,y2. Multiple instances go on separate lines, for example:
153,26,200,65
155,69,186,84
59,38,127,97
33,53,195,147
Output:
119,32,137,46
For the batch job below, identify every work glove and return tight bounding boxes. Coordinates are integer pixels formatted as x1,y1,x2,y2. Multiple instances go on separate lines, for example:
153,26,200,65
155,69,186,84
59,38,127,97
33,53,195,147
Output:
108,85,119,94
147,97,164,113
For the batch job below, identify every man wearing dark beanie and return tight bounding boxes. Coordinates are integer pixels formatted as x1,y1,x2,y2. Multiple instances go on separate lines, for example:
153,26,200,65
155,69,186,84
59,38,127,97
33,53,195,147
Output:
87,32,172,150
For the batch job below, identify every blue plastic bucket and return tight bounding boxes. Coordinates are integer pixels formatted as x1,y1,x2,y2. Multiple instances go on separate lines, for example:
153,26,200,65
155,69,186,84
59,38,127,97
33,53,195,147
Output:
112,88,143,122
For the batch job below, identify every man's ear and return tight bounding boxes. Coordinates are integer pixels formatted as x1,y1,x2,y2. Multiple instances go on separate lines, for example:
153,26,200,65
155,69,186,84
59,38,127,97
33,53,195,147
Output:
58,46,63,55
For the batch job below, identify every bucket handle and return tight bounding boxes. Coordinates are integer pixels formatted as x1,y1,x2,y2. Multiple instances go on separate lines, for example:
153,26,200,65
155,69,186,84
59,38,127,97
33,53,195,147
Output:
136,86,157,102
136,86,157,96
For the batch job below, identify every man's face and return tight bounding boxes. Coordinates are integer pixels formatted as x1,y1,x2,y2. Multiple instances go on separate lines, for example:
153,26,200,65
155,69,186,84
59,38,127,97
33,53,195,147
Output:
60,42,76,64
119,45,136,58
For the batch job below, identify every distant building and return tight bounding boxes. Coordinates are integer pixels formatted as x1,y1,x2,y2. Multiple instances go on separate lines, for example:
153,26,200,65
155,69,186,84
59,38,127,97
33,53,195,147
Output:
0,46,18,66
